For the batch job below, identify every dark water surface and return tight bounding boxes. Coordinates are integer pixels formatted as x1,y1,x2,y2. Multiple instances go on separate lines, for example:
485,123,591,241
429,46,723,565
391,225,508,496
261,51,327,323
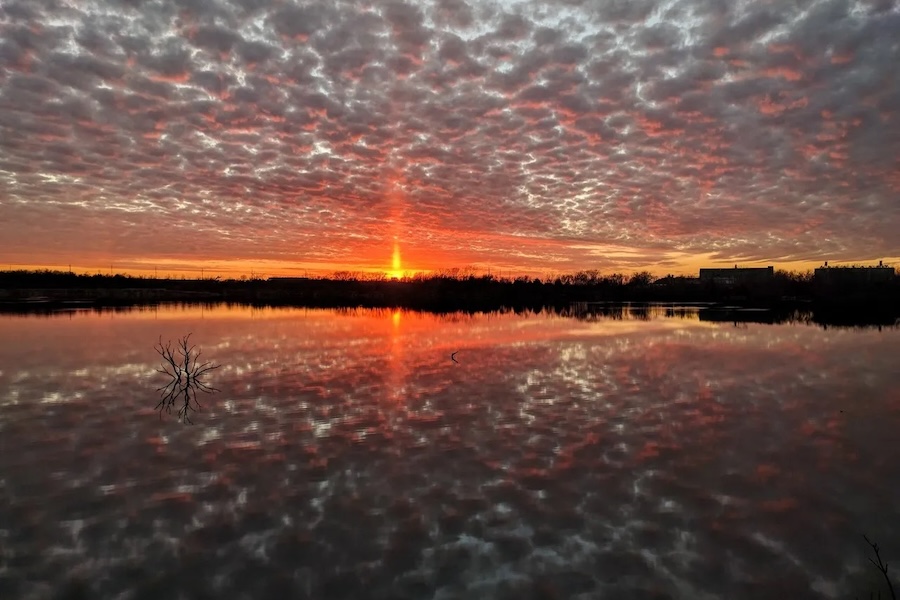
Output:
1,305,898,599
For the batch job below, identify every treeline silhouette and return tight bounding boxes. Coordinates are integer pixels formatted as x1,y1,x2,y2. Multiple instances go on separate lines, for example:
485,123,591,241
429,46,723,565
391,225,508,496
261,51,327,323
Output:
0,268,897,315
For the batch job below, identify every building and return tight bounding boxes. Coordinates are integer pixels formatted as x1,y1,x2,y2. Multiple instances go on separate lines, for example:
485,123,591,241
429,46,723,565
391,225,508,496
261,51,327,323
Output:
813,261,895,286
698,266,774,286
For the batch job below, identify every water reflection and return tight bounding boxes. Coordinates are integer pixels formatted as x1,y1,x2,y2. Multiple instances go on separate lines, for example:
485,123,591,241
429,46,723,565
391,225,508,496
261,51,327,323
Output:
4,300,898,330
0,305,898,599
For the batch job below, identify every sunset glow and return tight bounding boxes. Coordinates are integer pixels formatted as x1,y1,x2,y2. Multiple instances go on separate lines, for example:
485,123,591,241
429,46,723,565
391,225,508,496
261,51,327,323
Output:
390,241,403,279
0,0,897,277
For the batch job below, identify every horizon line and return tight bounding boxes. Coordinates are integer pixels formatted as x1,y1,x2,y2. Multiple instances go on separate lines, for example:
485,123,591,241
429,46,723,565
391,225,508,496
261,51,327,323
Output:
1,259,897,283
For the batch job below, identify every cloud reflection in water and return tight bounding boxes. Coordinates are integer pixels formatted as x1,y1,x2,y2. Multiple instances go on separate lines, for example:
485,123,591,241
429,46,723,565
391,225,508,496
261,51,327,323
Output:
0,305,898,599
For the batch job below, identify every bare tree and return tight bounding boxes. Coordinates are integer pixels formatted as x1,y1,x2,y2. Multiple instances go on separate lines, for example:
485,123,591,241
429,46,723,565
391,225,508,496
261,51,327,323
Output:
154,334,220,424
860,534,897,600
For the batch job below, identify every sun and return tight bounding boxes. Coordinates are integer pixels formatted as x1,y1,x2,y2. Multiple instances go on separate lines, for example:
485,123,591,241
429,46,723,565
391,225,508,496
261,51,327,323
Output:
389,241,404,279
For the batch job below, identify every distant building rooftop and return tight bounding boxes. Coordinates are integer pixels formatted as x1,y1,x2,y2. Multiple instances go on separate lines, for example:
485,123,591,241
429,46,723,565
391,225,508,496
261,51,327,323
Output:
813,261,895,284
699,266,774,285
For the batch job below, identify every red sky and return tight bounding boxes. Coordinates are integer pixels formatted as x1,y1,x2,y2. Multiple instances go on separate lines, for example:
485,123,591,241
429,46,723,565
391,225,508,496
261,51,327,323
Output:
1,0,898,279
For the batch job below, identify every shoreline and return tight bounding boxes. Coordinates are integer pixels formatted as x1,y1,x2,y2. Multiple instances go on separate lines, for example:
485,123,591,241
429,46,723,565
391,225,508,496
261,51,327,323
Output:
0,270,896,326
0,294,896,328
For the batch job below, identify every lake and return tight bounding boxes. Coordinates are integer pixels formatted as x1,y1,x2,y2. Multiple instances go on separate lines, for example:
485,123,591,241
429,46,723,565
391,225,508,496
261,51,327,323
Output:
1,304,898,599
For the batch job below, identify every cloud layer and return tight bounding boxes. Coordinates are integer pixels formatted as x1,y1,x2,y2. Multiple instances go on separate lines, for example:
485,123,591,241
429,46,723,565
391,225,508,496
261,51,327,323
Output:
1,0,898,275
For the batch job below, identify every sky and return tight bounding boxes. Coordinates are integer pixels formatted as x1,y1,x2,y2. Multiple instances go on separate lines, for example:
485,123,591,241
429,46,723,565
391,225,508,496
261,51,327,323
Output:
1,0,898,279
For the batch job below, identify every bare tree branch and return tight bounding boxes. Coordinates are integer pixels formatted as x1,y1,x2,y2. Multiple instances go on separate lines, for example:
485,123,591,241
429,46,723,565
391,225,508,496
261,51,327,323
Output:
863,534,897,600
154,334,220,423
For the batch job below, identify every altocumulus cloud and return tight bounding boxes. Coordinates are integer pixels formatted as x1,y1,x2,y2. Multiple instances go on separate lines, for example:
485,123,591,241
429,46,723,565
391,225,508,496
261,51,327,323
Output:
0,0,898,273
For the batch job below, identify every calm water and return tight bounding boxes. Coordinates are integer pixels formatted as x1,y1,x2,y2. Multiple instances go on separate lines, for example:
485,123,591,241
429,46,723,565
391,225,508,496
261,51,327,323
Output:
1,305,898,599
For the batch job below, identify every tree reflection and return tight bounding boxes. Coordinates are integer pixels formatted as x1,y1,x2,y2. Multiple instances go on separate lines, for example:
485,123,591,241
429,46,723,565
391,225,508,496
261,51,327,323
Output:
154,334,220,424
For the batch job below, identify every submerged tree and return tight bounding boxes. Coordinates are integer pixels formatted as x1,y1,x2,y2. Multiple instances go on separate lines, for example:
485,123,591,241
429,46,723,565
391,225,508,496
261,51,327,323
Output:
861,534,897,600
154,334,220,424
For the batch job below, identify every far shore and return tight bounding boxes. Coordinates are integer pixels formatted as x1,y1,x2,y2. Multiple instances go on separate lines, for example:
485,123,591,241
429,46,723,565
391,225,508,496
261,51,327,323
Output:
0,269,897,327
